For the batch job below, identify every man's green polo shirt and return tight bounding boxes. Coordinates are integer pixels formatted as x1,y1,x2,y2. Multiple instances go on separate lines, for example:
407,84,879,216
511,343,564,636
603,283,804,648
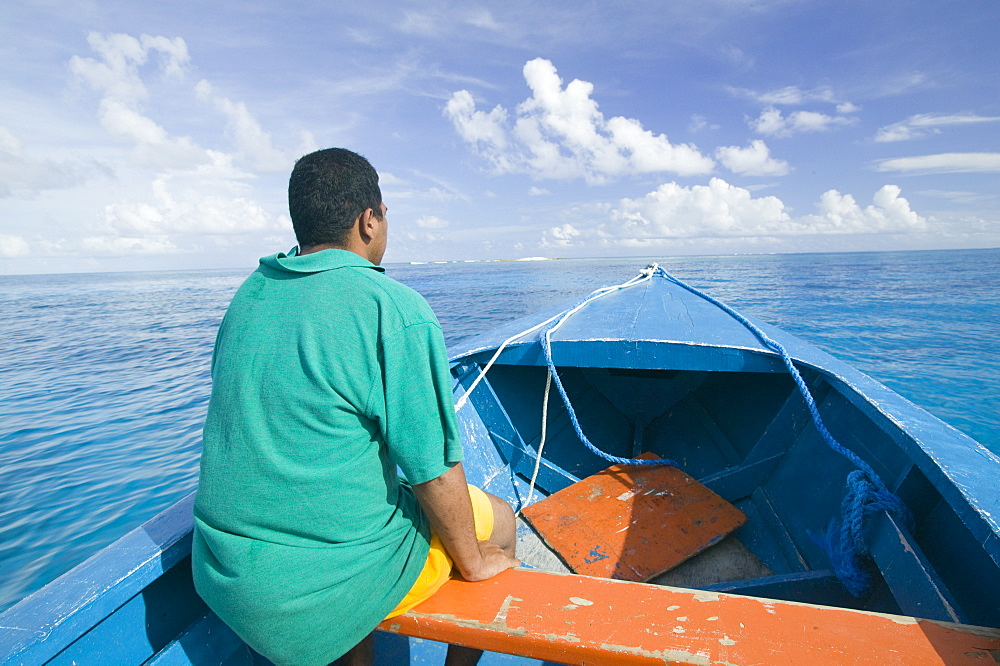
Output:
192,248,463,665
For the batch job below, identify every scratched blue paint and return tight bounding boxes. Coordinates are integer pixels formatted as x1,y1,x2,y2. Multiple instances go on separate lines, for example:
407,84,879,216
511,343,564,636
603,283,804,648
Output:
584,545,610,564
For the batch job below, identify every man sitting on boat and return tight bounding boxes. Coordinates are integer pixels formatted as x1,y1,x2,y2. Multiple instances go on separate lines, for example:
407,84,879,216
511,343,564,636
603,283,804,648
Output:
191,148,519,666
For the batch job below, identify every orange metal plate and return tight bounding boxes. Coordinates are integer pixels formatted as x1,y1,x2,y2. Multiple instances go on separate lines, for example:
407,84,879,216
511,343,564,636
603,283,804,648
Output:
522,455,746,581
378,568,1000,665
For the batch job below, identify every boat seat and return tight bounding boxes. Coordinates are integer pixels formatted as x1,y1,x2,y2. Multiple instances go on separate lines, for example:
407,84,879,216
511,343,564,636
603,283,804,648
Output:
521,454,746,582
377,568,1000,665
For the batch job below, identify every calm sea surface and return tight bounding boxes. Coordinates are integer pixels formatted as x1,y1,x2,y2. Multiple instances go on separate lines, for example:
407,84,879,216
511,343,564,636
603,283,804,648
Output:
1,249,997,611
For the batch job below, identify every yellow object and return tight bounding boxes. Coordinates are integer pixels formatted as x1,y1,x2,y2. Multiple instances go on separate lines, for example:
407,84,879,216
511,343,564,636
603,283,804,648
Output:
385,485,495,618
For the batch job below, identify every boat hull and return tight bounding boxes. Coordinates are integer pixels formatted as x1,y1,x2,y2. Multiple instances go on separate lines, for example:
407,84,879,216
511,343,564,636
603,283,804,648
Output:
3,268,998,663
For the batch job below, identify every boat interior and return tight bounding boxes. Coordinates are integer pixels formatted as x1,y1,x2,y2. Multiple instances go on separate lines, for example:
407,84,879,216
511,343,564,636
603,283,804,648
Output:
452,351,999,629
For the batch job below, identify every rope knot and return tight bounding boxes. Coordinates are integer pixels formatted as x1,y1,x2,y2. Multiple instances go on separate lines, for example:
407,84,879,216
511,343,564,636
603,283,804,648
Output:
814,469,915,597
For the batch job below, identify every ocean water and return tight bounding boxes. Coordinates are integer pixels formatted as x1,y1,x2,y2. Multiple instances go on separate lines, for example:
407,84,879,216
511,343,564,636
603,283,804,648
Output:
1,249,997,612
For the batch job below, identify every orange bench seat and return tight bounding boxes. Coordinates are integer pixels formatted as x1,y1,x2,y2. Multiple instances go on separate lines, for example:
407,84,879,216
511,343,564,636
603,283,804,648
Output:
378,568,1000,665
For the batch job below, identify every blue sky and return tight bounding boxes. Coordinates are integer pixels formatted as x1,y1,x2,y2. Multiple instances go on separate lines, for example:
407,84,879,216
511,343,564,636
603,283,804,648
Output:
2,0,998,274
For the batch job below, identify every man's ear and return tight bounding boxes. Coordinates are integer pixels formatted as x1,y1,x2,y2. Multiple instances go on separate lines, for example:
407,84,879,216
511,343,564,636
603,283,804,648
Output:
357,207,378,242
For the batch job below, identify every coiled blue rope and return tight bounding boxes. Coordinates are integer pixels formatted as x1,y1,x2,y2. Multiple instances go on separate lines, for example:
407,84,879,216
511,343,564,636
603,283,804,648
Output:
543,265,912,595
650,266,913,596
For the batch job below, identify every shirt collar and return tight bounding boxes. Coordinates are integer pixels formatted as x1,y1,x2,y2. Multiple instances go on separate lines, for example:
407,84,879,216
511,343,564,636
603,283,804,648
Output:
259,247,385,274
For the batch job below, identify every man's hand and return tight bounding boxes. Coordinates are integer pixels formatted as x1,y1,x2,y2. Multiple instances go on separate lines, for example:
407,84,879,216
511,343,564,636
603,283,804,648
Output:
460,540,519,582
412,463,519,582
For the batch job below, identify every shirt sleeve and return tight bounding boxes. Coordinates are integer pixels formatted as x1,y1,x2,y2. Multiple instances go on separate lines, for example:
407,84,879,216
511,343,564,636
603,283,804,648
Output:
376,320,463,485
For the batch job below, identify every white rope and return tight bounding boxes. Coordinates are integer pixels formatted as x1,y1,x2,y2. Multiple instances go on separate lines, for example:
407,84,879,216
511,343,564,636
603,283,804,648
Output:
516,369,552,517
455,264,661,513
453,310,565,412
454,264,658,414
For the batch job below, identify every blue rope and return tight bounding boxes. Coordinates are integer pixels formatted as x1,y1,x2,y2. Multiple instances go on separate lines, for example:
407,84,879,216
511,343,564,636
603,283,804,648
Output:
813,471,915,596
541,265,913,595
539,280,678,467
649,266,913,596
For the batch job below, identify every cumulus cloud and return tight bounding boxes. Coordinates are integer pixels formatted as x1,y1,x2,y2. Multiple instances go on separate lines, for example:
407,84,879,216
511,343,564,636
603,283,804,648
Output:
528,186,550,196
715,140,790,176
874,113,1000,142
751,107,858,137
445,58,714,183
800,185,925,233
542,223,584,247
541,179,925,247
875,153,1000,173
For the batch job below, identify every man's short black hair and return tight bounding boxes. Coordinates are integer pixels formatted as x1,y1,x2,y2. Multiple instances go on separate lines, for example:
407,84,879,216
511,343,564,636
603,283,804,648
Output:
288,148,383,247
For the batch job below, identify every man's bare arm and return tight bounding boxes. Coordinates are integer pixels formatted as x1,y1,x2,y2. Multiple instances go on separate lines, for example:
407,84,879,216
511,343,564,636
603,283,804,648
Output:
411,462,519,582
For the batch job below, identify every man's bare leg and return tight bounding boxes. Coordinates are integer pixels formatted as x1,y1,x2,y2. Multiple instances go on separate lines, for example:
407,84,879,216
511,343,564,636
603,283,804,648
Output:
484,491,517,558
333,632,374,666
444,491,517,666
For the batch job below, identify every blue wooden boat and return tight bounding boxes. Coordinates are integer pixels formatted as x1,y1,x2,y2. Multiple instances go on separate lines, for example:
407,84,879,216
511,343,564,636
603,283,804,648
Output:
2,265,999,664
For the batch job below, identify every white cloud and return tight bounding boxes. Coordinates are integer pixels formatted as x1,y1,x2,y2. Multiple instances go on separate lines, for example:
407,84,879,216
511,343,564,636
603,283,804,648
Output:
918,189,997,204
528,186,550,196
27,31,308,262
541,223,583,247
102,167,283,236
70,32,189,103
688,115,719,133
98,98,209,169
800,185,925,233
0,234,30,258
875,153,1000,173
543,179,926,247
874,113,1000,143
195,80,295,171
715,140,790,176
730,85,839,106
751,107,858,137
445,58,714,183
612,178,790,238
415,215,450,229
464,8,501,31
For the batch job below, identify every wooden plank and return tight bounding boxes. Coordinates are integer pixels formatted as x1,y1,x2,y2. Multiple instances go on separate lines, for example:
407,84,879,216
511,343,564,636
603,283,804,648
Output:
703,569,858,608
700,453,783,503
378,568,1000,665
869,511,968,624
522,455,746,582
